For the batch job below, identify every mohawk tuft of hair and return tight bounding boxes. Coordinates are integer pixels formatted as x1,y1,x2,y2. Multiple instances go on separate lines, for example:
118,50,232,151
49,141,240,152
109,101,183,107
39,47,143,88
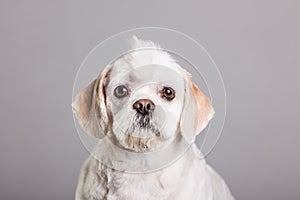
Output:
130,35,161,50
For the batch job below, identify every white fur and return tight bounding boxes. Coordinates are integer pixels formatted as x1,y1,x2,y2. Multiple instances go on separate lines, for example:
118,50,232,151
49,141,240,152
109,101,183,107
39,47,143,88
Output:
74,37,234,200
76,144,233,200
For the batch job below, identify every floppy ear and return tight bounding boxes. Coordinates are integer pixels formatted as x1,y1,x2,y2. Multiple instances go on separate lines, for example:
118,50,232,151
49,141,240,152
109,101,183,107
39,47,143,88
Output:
72,66,112,138
191,82,215,134
180,71,215,142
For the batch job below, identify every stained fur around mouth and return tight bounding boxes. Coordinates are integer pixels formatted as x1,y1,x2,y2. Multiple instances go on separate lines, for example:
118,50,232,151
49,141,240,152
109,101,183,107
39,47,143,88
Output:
126,112,160,137
120,113,161,152
134,112,160,133
135,112,153,129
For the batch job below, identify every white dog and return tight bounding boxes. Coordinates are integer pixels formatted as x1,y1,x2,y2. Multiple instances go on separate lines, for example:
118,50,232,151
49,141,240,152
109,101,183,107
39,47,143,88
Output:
72,37,234,200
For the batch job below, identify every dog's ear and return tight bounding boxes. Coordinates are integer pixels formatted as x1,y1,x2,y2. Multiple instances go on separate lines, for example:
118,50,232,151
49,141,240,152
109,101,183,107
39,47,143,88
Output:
72,66,112,138
191,81,215,133
180,71,215,142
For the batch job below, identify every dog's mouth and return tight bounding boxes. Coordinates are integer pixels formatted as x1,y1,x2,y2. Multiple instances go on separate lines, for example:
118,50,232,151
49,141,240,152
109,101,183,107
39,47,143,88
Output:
134,113,158,130
122,113,161,152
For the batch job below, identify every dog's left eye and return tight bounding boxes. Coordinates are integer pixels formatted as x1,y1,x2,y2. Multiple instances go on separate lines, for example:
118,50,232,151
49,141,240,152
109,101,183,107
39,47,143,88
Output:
114,85,128,98
162,87,175,101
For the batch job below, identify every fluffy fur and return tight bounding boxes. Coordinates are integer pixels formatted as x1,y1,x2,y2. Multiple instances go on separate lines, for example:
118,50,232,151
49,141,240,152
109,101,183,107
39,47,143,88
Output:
72,36,234,200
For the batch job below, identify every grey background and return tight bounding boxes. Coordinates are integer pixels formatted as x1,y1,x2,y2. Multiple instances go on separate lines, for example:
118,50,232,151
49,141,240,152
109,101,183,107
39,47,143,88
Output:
0,0,299,199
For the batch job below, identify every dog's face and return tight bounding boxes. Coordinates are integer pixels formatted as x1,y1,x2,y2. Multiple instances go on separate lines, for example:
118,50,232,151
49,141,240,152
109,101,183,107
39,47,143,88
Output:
106,63,185,152
72,37,215,153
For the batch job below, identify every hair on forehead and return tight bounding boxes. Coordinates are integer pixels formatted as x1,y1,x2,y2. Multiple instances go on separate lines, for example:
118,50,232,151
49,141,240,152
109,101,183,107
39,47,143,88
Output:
120,36,182,72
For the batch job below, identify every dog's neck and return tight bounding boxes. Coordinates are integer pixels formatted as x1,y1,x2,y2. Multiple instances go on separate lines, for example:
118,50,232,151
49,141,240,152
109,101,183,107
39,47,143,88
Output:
91,132,195,173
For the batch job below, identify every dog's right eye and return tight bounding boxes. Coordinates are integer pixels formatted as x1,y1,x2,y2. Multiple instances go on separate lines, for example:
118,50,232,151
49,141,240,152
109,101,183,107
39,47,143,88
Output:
114,85,128,98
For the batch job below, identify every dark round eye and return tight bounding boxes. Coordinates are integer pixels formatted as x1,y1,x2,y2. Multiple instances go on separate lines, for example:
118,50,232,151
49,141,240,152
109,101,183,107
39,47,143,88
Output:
114,85,128,98
162,87,175,101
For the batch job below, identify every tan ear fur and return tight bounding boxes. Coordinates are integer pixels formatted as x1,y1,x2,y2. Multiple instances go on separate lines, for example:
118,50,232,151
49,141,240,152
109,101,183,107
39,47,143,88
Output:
180,70,215,142
191,81,215,134
72,66,111,138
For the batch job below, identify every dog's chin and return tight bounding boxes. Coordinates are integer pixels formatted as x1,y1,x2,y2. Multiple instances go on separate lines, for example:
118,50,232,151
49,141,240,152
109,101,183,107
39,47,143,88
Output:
124,134,160,153
118,126,162,153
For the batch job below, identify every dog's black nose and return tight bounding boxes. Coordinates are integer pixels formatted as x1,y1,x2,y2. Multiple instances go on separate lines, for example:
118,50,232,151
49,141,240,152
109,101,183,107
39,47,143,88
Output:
133,99,155,115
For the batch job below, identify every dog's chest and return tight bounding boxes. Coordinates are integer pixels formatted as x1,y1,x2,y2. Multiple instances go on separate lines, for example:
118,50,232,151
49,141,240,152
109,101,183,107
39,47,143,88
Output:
89,146,206,200
104,169,169,199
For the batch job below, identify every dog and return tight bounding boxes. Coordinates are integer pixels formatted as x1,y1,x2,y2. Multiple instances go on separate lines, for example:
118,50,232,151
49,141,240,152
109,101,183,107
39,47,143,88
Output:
72,36,234,200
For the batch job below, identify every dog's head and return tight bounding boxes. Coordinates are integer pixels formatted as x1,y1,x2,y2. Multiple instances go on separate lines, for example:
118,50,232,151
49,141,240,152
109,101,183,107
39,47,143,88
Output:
72,37,214,152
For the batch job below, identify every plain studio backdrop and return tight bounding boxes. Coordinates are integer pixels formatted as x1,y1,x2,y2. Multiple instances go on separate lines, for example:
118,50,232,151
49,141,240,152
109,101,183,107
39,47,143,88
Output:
0,1,299,200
